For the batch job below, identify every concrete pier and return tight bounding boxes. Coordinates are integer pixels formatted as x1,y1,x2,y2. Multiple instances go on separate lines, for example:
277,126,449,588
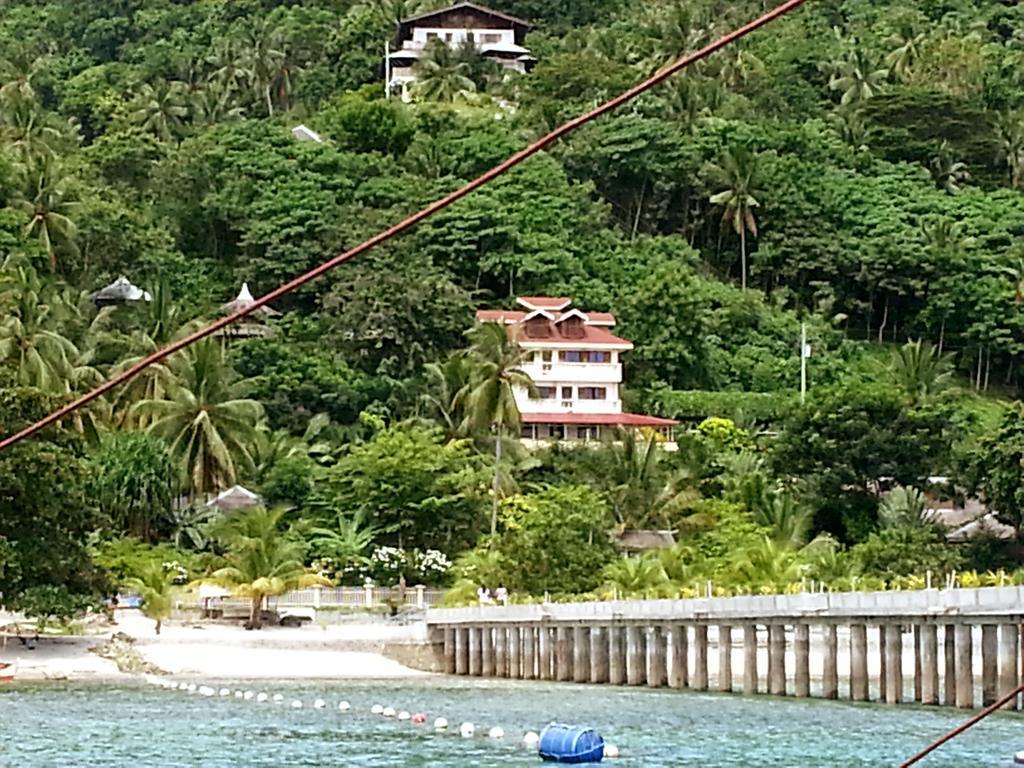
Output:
850,624,868,702
609,625,625,685
648,627,667,688
669,625,687,689
743,624,758,695
693,624,709,691
428,587,1024,711
768,624,785,696
794,624,810,698
719,625,733,693
590,626,608,684
574,626,590,684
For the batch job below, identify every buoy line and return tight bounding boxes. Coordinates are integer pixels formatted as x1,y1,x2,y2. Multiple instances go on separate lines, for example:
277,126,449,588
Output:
144,675,621,758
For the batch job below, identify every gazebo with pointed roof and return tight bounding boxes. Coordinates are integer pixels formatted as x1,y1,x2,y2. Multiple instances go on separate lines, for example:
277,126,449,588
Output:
216,282,280,339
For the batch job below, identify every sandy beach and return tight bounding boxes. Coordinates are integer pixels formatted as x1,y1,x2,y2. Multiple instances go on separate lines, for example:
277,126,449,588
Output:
1,609,431,682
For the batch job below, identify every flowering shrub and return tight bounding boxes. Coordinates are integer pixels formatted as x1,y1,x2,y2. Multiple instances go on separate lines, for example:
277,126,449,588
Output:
161,561,189,585
333,547,453,586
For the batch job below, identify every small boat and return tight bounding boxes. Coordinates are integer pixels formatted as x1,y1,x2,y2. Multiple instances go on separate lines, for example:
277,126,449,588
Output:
0,661,16,682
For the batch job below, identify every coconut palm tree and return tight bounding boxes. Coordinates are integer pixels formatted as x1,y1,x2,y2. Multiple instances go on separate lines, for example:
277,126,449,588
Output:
885,27,926,83
16,159,79,271
929,140,970,194
413,39,476,103
307,508,379,576
1,96,67,162
421,354,472,438
129,80,189,143
751,489,813,549
879,485,928,529
828,43,888,106
599,556,670,599
709,144,763,290
889,339,954,404
125,561,176,635
208,506,327,629
133,338,264,499
462,321,536,538
995,111,1024,190
237,20,287,117
0,46,50,104
0,262,78,391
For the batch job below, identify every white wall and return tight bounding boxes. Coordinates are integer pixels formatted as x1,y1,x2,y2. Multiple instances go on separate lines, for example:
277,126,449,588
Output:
410,26,514,48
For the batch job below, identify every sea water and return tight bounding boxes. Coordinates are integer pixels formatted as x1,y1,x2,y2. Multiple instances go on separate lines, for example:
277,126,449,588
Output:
1,678,1021,766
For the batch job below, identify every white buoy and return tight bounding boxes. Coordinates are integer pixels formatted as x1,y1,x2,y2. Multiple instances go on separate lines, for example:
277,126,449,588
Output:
383,706,396,718
460,722,475,738
604,744,621,759
314,699,326,709
397,710,411,721
523,731,540,749
488,726,504,739
187,683,198,693
434,717,449,731
219,688,231,697
256,693,269,703
243,691,254,700
291,700,303,709
371,704,385,715
273,694,284,703
234,691,244,699
338,701,351,712
200,686,215,697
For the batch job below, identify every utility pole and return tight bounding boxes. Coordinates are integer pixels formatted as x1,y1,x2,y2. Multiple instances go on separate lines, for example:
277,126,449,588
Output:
800,322,809,404
384,40,391,99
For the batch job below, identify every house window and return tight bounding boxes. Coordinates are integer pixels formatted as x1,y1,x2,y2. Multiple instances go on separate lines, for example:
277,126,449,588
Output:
561,386,573,400
590,351,609,363
426,32,439,40
521,425,536,439
444,32,453,41
576,427,592,440
579,387,607,400
560,351,582,362
533,386,556,399
542,350,552,362
548,425,565,439
483,33,501,43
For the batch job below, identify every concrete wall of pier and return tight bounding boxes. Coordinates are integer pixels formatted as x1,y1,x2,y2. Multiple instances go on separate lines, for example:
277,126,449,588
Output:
426,587,1024,709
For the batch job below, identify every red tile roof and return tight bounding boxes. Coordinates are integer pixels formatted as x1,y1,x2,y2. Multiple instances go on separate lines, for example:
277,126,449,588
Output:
520,412,679,427
476,309,526,323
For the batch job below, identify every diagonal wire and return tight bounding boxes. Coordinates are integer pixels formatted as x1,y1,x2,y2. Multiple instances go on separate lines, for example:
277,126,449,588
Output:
0,0,809,451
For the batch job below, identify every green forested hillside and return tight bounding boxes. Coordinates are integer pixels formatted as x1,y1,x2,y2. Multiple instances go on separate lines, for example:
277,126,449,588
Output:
1,0,1023,612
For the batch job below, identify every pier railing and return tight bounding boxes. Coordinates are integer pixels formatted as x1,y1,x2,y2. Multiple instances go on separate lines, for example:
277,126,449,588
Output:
426,587,1024,710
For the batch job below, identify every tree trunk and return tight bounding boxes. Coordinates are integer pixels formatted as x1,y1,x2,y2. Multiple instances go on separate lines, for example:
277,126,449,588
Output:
264,84,274,117
740,226,747,290
937,318,945,355
631,179,647,242
491,430,502,539
976,348,984,391
984,345,992,392
877,295,889,343
250,595,263,629
155,618,162,636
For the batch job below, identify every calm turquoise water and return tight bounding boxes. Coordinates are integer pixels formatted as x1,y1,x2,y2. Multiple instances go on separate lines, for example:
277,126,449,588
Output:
1,678,1021,766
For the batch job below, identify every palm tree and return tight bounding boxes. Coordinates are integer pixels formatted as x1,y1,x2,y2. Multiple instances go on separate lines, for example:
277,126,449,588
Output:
462,321,536,538
208,506,327,629
716,46,765,90
878,485,928,529
307,509,379,577
600,428,698,529
133,338,264,499
422,354,472,438
0,263,78,391
828,44,888,106
599,556,670,599
929,140,970,194
191,83,246,126
889,339,954,404
237,20,287,117
16,159,79,271
995,111,1024,190
885,27,926,83
0,46,50,104
751,490,813,549
125,561,176,635
129,80,189,143
1,96,67,162
205,39,252,99
709,144,763,290
413,39,475,103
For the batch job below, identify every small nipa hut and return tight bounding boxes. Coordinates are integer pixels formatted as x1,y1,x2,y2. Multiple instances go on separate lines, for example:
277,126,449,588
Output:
216,282,280,339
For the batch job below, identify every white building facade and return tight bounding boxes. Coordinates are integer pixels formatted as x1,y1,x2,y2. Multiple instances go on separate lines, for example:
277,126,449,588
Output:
386,2,536,99
476,297,678,443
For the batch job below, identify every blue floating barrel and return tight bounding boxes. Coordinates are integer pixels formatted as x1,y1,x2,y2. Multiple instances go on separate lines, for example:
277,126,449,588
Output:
538,723,605,763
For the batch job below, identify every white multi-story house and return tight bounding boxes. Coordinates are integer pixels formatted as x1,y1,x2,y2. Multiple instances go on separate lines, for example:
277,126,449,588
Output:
476,296,678,443
386,1,536,100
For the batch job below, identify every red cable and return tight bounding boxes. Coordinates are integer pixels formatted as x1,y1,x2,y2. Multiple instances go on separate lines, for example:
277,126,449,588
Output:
0,0,809,451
